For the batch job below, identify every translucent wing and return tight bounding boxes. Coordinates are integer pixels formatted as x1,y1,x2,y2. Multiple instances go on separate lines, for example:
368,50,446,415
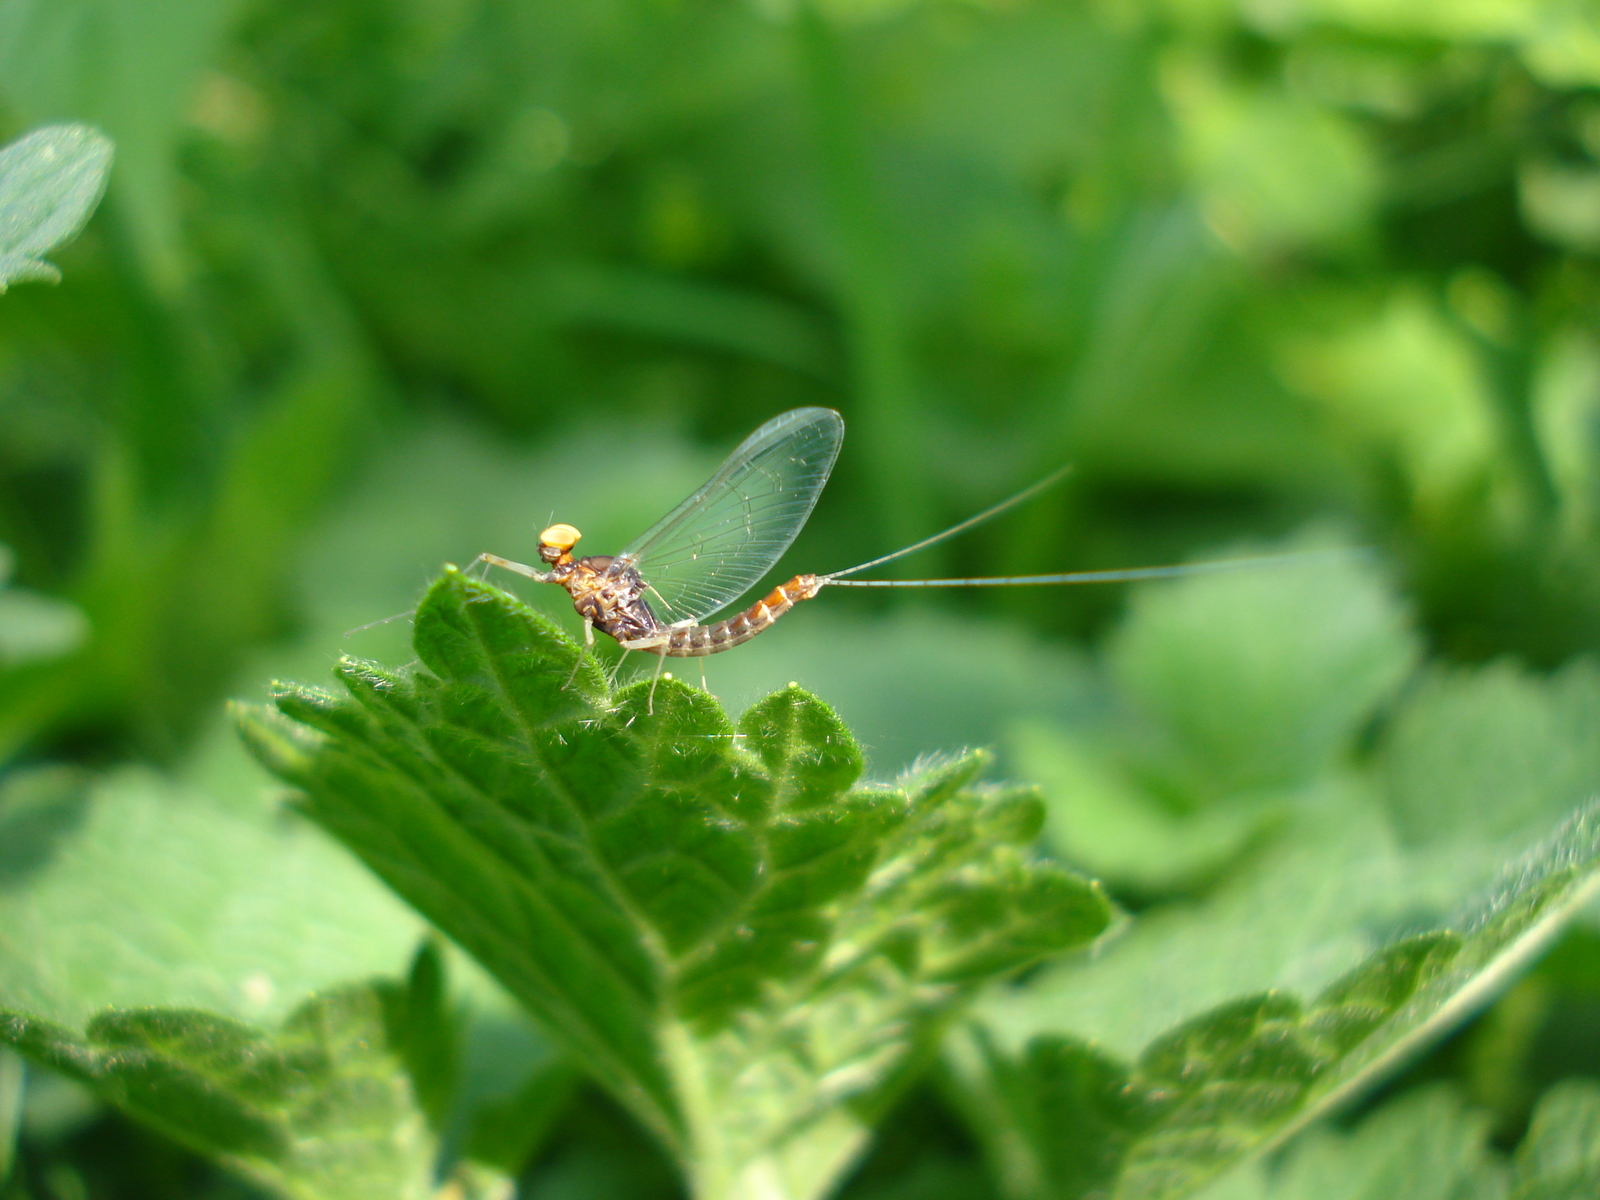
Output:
617,407,843,623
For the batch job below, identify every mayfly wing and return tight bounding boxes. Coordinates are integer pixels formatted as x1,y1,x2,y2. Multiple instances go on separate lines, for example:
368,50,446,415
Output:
617,407,844,623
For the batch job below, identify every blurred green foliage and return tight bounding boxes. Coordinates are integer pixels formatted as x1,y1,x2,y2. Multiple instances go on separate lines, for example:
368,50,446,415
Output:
4,0,1600,1195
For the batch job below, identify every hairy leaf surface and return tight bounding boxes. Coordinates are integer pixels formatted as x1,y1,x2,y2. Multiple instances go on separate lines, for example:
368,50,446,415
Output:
0,987,433,1200
238,570,1111,1200
950,801,1600,1200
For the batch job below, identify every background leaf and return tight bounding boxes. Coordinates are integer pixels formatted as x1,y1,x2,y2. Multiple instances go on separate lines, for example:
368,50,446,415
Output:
1,987,436,1200
952,800,1600,1200
0,763,420,1028
1017,543,1416,892
0,123,111,289
1195,1078,1600,1200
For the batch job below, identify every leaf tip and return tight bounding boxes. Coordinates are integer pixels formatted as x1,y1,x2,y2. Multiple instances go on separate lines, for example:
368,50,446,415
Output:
232,700,323,782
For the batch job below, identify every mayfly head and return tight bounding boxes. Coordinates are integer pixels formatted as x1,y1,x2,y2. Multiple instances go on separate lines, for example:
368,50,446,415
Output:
539,523,582,564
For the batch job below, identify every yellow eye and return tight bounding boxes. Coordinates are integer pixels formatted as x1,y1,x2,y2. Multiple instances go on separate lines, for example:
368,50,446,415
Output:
539,523,582,551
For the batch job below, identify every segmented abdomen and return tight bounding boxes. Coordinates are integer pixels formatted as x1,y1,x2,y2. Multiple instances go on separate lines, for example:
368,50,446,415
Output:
650,575,821,657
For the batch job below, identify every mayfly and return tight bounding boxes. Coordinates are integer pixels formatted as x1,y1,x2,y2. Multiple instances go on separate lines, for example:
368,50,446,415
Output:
469,407,1326,664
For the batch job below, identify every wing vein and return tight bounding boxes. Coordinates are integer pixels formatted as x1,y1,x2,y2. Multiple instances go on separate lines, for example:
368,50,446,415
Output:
616,408,843,623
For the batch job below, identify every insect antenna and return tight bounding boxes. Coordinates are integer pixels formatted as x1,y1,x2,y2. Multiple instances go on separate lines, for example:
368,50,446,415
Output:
823,465,1072,581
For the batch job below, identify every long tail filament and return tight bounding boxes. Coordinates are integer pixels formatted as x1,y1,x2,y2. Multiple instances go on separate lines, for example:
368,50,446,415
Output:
822,465,1072,581
821,548,1362,589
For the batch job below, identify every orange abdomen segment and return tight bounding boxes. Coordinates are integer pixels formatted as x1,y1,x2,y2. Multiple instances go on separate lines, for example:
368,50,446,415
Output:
655,575,821,658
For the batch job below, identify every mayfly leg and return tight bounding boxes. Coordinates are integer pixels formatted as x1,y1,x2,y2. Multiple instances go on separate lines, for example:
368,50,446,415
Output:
459,550,610,694
562,619,595,692
469,552,551,584
647,654,668,715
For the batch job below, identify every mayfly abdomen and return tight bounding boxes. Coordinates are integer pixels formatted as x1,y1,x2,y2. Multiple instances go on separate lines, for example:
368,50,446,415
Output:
638,574,821,658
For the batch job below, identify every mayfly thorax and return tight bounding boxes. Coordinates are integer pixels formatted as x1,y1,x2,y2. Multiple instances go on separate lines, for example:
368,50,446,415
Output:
468,406,1332,664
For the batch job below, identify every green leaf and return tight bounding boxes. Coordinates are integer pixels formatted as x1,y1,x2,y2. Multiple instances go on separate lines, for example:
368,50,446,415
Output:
0,986,435,1200
989,782,1399,1060
1013,538,1415,893
1512,1080,1600,1199
1107,541,1416,802
1277,289,1495,513
0,764,421,1029
238,569,1112,1200
1010,721,1279,894
1196,1084,1499,1200
950,800,1600,1200
0,124,112,291
944,1032,1141,1200
1192,1078,1600,1200
430,947,569,1177
377,942,461,1133
460,1053,576,1177
1379,660,1600,848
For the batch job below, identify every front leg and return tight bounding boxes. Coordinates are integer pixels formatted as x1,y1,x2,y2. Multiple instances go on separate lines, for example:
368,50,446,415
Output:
468,553,552,583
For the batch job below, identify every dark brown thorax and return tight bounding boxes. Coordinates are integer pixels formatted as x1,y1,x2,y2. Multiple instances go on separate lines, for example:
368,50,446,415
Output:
557,554,662,644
